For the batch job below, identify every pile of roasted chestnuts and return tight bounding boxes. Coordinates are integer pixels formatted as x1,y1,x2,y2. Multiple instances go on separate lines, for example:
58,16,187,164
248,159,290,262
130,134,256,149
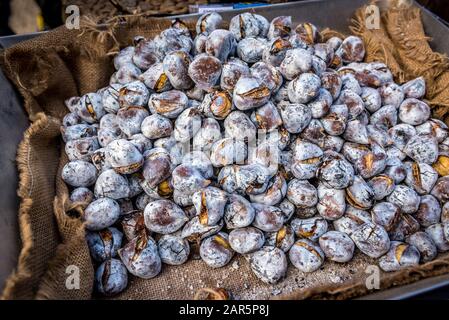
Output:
61,12,449,296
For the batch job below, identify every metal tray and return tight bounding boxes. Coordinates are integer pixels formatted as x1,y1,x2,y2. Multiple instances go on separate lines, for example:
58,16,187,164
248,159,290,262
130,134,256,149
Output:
1,0,449,299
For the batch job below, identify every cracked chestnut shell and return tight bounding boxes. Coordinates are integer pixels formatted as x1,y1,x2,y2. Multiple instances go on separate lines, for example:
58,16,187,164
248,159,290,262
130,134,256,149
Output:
378,241,420,272
265,225,295,252
233,76,271,111
224,194,255,229
192,186,227,226
250,246,287,284
319,231,355,263
289,239,324,273
158,234,190,266
84,198,121,231
317,151,354,189
406,231,437,263
317,184,346,220
105,139,143,174
95,258,128,296
252,203,284,232
62,160,97,187
118,233,161,279
200,232,234,268
291,217,328,242
196,12,223,34
148,90,188,119
86,227,123,262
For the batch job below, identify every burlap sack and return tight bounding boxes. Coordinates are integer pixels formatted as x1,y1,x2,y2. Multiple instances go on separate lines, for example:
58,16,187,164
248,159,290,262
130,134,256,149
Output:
2,5,449,300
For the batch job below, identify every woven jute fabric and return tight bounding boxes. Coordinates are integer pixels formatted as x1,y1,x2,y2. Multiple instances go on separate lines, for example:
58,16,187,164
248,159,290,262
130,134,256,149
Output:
2,4,449,300
351,1,449,124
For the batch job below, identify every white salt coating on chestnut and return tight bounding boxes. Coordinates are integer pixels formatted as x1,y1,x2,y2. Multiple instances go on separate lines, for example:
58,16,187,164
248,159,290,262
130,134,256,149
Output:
58,12,449,294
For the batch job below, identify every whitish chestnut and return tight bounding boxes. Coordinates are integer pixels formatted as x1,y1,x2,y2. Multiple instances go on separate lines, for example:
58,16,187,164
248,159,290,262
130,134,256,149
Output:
173,107,202,143
210,138,247,167
336,36,365,63
291,217,328,241
319,230,355,263
250,246,287,284
320,70,342,100
229,13,269,41
252,203,284,232
162,50,193,90
402,77,426,99
371,202,400,232
379,82,404,108
118,81,149,108
431,176,449,203
77,93,105,123
205,29,236,62
386,185,420,214
140,62,172,93
86,227,123,262
220,58,250,92
404,162,438,195
308,88,333,119
148,90,188,119
295,23,320,45
70,187,94,206
94,169,130,199
368,174,395,201
388,213,420,241
192,118,222,151
61,123,96,143
416,119,448,143
289,239,324,273
404,134,439,164
265,225,295,252
317,151,354,189
181,216,223,242
278,103,312,134
188,54,222,91
414,195,441,227
287,72,321,104
287,179,318,208
250,173,286,206
268,16,292,40
95,258,128,296
378,241,420,272
350,222,390,258
333,206,371,235
233,76,271,111
406,231,437,263
116,106,149,137
118,233,161,279
62,160,97,187
317,184,346,220
279,48,312,80
399,98,430,125
105,139,143,174
196,12,223,34
200,232,234,268
361,87,382,113
158,234,190,266
224,194,255,229
425,223,449,252
84,198,120,231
